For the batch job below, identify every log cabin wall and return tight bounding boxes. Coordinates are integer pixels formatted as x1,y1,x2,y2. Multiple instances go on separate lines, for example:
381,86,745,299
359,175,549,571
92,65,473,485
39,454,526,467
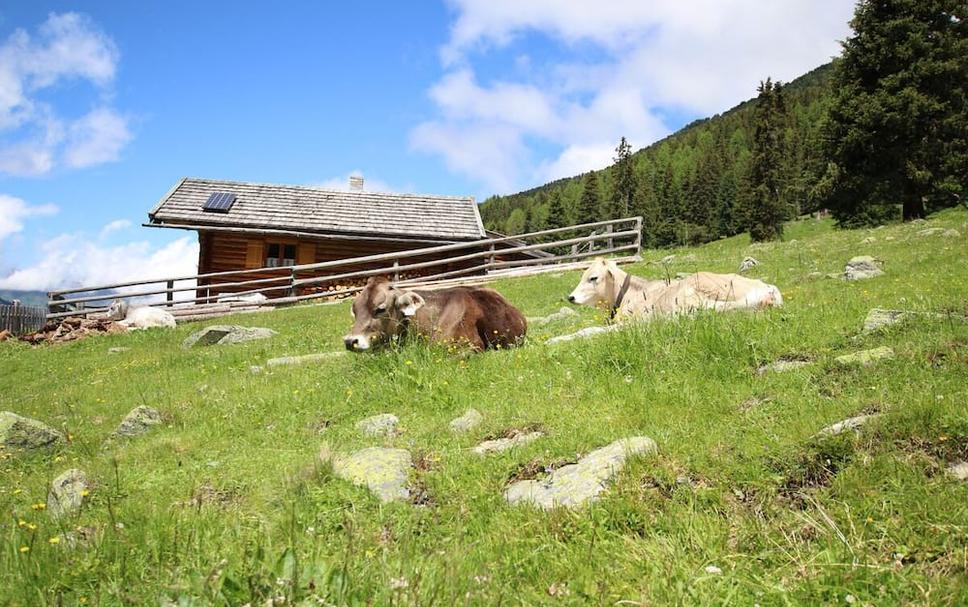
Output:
195,230,484,299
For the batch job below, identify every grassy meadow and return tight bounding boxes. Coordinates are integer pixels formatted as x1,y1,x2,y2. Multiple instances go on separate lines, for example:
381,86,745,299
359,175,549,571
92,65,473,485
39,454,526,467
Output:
1,209,967,605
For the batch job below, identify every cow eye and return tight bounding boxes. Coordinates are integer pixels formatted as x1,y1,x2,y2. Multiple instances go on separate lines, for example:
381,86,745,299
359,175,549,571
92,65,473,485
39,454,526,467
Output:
374,305,387,315
589,276,598,283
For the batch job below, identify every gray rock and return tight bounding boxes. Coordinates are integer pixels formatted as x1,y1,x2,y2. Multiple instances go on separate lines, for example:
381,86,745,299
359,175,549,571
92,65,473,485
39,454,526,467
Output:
863,308,912,333
334,447,412,502
943,228,961,238
843,256,884,281
113,405,163,438
527,307,578,326
917,227,945,237
660,255,676,264
182,325,277,348
816,414,880,437
834,346,894,367
249,365,264,375
47,469,89,518
546,325,622,345
450,409,483,433
0,412,64,450
738,256,759,273
860,236,876,245
356,413,399,437
473,432,544,455
107,347,129,354
806,271,823,280
947,461,968,481
757,359,811,374
266,351,344,367
505,436,657,509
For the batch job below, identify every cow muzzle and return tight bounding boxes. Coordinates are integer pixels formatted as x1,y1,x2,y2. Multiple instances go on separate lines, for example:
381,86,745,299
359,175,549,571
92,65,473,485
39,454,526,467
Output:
343,334,370,351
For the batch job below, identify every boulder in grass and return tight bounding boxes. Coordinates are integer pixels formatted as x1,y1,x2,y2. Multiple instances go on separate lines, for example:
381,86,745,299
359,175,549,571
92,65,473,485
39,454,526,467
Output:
738,256,759,273
843,256,884,281
182,325,277,348
505,437,657,509
356,413,399,437
834,346,894,367
0,412,64,450
47,469,89,518
450,409,483,433
333,447,412,502
113,406,164,438
862,309,912,333
815,414,880,437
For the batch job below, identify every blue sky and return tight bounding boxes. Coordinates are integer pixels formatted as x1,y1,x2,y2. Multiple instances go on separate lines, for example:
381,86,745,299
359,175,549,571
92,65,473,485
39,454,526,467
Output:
0,1,852,291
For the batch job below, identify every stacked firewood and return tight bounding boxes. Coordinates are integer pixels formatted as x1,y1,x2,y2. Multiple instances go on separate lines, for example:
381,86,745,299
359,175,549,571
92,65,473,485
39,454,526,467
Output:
20,316,125,345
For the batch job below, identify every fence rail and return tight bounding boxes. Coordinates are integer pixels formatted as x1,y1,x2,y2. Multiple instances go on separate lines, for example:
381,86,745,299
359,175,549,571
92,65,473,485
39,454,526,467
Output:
0,303,47,335
47,216,643,320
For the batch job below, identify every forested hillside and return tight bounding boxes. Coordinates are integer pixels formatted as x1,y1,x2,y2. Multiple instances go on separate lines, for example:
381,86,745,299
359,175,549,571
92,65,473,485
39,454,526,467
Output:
481,63,834,247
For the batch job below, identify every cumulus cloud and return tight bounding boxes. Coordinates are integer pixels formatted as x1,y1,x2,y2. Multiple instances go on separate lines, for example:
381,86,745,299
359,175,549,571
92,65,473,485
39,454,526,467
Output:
0,232,198,292
0,194,58,241
311,171,399,194
99,218,132,237
415,0,852,192
0,12,131,176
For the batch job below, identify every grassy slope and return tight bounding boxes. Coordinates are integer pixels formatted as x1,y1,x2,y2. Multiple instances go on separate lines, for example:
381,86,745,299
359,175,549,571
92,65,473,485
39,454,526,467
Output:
1,210,967,606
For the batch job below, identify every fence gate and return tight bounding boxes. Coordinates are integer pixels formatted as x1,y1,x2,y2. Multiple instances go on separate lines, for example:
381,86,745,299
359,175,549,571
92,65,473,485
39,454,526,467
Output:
0,303,47,335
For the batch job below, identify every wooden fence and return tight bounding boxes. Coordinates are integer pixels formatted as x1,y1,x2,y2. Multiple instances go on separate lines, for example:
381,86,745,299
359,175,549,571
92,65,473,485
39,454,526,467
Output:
0,303,47,335
47,216,643,321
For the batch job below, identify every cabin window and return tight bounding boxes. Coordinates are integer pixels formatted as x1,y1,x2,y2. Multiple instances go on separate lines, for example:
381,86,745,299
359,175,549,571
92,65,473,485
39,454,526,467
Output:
265,243,296,267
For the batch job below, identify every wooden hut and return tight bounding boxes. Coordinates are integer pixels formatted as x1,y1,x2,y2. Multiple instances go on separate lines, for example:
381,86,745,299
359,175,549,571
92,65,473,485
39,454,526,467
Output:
146,177,540,298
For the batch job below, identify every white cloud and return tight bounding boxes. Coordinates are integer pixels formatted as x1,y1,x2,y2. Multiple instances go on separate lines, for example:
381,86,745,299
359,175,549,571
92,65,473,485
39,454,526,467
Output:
417,0,852,192
0,12,131,176
99,218,132,237
0,233,198,292
0,194,58,240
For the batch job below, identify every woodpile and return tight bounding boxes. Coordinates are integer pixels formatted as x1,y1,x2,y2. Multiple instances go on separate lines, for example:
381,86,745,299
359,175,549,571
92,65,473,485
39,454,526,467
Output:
20,316,126,345
0,330,12,341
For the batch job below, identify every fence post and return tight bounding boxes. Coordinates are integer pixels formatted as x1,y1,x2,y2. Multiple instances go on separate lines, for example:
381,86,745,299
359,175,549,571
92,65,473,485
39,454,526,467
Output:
634,216,643,256
605,223,614,252
393,260,400,282
487,243,496,275
166,280,174,307
289,268,296,298
12,301,19,335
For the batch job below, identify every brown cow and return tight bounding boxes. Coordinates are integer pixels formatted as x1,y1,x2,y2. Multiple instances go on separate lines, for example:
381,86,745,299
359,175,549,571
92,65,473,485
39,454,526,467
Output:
343,277,527,352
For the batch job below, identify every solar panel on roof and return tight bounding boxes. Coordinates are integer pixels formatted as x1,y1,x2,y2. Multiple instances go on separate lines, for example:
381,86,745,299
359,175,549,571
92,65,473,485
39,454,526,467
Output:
202,192,237,212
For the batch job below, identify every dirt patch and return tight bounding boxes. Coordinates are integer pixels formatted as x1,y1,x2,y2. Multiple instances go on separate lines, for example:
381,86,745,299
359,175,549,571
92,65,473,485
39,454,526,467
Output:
409,475,436,507
484,423,545,442
412,449,441,473
926,338,968,368
507,457,575,483
175,483,241,510
896,434,968,474
775,438,855,508
740,395,773,412
306,418,332,434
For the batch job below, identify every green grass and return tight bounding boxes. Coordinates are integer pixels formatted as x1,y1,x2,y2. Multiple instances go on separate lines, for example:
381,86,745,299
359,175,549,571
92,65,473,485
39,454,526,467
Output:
2,210,967,606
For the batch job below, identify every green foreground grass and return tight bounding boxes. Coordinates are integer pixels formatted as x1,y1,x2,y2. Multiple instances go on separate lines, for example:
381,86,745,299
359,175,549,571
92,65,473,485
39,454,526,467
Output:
2,210,967,606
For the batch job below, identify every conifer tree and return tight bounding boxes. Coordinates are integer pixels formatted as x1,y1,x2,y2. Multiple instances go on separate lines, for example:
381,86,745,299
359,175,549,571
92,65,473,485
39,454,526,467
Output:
577,172,601,225
821,0,967,225
744,78,787,241
606,136,638,219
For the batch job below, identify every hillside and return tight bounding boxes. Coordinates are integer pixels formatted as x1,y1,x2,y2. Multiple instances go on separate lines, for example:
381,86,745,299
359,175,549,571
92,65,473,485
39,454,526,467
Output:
0,290,48,307
481,63,834,246
2,209,967,605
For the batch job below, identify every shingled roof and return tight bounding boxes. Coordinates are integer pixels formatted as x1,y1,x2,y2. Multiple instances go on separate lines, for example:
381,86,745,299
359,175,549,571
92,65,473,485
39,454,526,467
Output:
147,178,486,241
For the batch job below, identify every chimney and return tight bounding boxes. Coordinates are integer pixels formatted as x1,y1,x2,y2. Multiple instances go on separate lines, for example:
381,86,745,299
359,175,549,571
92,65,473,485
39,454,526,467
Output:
349,175,364,191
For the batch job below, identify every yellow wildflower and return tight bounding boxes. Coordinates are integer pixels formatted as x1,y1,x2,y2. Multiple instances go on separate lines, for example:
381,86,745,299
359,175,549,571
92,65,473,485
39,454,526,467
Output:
19,546,29,553
31,502,46,510
48,537,60,545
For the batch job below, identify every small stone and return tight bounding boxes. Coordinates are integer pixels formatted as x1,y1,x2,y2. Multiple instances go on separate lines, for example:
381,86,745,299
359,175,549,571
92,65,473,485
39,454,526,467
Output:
333,447,412,502
473,432,543,455
834,346,894,367
107,347,129,354
526,307,578,326
505,436,657,509
738,256,759,273
660,255,676,264
843,256,884,281
113,406,163,438
947,461,968,481
47,469,89,518
942,228,960,238
266,351,345,367
249,365,264,375
816,414,880,437
704,565,723,575
860,236,875,245
757,359,811,374
546,325,622,345
862,308,911,333
917,227,945,237
182,325,277,348
450,409,483,433
806,272,823,280
0,412,64,450
356,413,399,437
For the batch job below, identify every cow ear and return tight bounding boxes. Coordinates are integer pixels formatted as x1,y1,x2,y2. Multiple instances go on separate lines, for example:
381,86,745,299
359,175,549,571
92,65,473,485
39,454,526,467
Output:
396,291,425,317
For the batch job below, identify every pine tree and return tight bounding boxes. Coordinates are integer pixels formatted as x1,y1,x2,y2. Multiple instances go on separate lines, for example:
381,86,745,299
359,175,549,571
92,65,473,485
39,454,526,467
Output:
577,172,601,225
744,78,787,241
821,0,968,225
545,190,567,231
606,136,637,219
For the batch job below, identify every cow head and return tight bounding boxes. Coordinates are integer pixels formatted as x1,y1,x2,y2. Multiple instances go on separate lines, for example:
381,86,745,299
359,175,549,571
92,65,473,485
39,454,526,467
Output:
107,298,129,321
567,258,618,308
343,277,426,351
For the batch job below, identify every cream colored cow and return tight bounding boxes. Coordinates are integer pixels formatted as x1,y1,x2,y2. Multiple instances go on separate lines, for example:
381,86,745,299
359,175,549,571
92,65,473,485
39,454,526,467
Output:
567,258,782,321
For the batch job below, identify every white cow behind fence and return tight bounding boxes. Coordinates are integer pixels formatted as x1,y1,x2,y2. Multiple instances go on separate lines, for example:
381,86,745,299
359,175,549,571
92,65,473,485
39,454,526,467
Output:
107,299,176,330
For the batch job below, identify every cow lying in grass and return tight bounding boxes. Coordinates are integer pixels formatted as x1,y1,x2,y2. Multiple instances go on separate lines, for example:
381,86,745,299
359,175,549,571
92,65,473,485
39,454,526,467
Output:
106,299,177,329
343,277,527,352
567,258,783,321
